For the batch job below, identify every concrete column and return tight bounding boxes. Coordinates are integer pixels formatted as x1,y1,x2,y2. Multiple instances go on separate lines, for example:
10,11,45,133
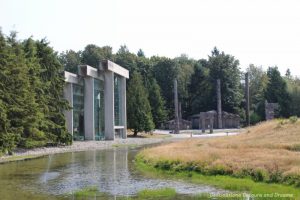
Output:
64,83,73,135
84,76,95,140
174,79,179,134
245,73,250,126
104,71,114,140
217,79,222,129
121,77,127,139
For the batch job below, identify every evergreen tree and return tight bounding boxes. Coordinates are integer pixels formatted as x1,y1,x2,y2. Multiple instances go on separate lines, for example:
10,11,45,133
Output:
207,47,243,114
127,71,154,136
81,44,113,67
35,39,72,144
152,56,178,118
115,45,137,74
59,50,82,73
187,60,212,115
246,64,269,123
148,79,167,128
137,49,145,57
265,67,291,117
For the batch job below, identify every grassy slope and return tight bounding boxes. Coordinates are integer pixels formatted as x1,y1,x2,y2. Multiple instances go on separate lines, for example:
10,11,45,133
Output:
137,119,300,197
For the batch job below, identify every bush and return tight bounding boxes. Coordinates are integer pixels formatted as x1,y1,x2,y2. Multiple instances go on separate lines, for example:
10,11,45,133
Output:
250,112,262,125
20,139,47,149
251,169,269,182
0,132,20,155
286,144,300,152
29,128,46,140
289,116,298,123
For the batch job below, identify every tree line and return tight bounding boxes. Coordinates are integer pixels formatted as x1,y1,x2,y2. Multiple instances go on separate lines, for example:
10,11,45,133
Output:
0,31,71,154
1,31,299,153
60,45,299,133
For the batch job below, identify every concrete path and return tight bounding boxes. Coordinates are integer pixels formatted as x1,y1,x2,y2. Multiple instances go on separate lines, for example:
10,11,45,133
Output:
153,129,243,139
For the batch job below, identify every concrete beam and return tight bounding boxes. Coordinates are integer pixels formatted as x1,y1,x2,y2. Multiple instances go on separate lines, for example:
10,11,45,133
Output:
102,60,129,79
65,71,79,84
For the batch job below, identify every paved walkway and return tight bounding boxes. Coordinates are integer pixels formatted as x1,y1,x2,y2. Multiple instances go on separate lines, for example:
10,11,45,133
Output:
154,129,242,138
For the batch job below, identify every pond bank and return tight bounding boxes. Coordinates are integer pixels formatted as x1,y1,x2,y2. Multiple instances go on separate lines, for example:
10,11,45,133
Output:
135,120,300,198
135,155,300,199
0,137,176,163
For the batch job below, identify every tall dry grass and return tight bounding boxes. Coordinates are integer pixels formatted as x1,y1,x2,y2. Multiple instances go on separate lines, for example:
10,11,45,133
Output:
140,119,300,184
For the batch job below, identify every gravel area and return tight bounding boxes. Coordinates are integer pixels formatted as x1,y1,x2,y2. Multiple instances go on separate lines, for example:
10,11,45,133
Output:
0,129,241,162
0,137,177,162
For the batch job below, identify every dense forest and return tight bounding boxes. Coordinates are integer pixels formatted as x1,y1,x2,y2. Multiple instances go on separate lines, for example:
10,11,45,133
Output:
1,31,300,153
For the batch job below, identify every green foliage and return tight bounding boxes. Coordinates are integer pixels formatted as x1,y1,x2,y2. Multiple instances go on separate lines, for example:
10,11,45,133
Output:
265,67,291,117
250,112,262,125
148,79,167,127
285,77,300,116
137,188,176,199
135,156,300,197
127,71,154,136
59,50,81,73
289,116,298,123
0,31,71,153
188,60,212,115
81,44,113,67
286,144,300,152
152,56,178,118
73,186,100,197
207,47,243,114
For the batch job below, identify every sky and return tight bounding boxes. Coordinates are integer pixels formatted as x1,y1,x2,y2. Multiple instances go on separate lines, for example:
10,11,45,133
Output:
1,0,300,76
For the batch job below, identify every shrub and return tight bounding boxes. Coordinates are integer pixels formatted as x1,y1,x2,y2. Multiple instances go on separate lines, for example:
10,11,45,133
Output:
0,132,20,155
250,112,262,125
289,116,298,124
20,139,47,149
251,169,269,182
29,128,46,140
286,144,300,152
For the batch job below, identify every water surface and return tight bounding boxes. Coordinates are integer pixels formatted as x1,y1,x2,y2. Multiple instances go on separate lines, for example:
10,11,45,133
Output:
0,146,226,199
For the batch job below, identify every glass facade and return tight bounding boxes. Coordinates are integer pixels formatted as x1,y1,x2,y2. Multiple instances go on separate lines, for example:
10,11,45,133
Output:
94,79,105,140
114,75,122,126
73,84,84,140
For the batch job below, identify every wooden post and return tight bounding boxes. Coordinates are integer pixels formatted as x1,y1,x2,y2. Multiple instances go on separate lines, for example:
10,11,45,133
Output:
174,79,179,134
245,73,250,126
217,79,222,129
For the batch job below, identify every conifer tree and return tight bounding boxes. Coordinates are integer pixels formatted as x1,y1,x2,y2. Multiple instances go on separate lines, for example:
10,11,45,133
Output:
127,71,154,136
148,79,167,128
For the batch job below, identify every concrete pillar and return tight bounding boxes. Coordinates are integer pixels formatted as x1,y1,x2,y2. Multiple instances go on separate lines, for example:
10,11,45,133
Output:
104,71,115,140
64,83,73,135
217,79,222,129
245,73,250,126
84,76,95,140
174,79,179,134
121,77,127,139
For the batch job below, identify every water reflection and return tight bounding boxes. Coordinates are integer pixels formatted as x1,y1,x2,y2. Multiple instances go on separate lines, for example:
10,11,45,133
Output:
0,147,226,199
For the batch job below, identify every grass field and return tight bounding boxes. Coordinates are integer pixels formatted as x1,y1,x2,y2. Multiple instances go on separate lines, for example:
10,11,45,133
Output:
137,119,300,196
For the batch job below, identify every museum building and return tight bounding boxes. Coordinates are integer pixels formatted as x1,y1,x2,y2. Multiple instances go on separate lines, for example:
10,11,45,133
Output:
64,60,129,140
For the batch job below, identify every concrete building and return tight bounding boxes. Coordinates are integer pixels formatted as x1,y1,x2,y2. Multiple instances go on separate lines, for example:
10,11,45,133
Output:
64,60,129,140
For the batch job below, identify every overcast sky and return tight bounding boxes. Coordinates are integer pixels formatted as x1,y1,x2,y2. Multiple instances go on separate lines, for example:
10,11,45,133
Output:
1,0,300,76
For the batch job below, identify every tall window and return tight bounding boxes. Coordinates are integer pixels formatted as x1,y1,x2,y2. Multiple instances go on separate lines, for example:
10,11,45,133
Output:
114,75,122,126
94,79,105,140
73,84,84,140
